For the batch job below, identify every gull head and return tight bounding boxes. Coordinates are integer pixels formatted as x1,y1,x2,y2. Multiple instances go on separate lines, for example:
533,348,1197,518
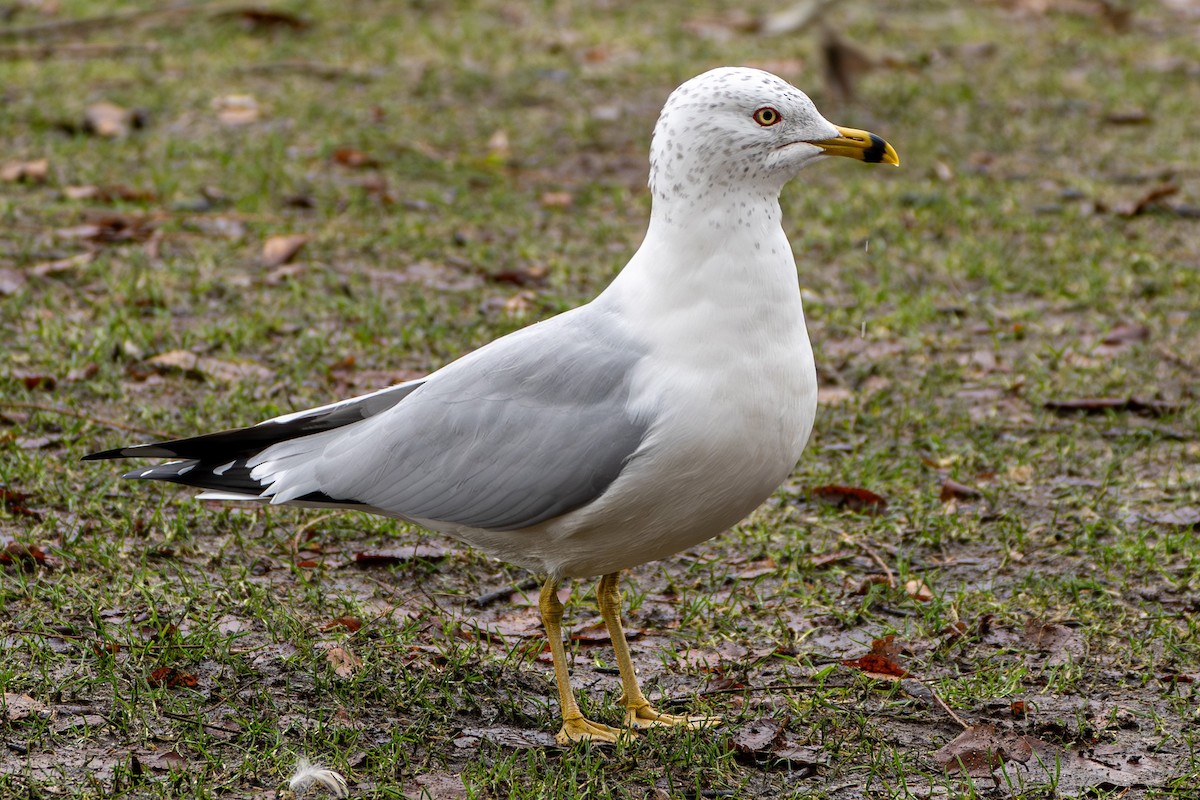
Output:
648,67,898,206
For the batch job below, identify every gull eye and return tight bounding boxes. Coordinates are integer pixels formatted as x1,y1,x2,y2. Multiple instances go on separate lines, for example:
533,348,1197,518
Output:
752,107,782,127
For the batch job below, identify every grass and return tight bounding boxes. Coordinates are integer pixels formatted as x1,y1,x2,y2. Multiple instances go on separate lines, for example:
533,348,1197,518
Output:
2,0,1200,797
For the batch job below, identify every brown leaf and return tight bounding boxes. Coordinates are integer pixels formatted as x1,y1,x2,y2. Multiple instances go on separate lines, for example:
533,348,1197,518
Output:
539,191,573,209
0,541,48,568
0,268,27,296
144,350,273,384
353,544,450,565
1,693,51,722
56,213,156,244
212,94,260,126
147,667,198,689
29,252,96,276
810,484,888,514
841,634,909,679
325,645,362,678
215,8,311,31
1101,322,1150,345
939,478,982,502
904,579,933,602
1,158,49,183
320,616,362,633
261,234,310,267
1023,619,1085,666
730,718,824,771
1044,396,1182,417
152,749,189,771
730,718,786,754
15,372,56,391
729,556,778,580
1,493,41,524
487,265,548,287
571,616,647,644
1104,109,1152,125
331,147,378,168
63,184,157,203
932,724,1036,778
757,0,835,36
84,101,143,138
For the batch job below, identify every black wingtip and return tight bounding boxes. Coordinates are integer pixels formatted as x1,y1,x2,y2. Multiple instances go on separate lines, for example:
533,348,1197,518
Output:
82,448,124,462
82,444,180,462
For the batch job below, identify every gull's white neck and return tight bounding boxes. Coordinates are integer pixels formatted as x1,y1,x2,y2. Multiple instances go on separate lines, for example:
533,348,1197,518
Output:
600,186,803,331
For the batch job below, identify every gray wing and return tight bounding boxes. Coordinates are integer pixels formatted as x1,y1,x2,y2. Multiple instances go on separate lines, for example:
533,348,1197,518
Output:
251,306,650,530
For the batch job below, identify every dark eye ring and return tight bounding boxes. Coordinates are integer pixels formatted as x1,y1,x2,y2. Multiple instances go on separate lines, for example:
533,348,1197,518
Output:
753,107,782,127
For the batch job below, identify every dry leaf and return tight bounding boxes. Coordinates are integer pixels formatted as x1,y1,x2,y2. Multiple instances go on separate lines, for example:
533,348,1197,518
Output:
730,717,825,771
933,724,1036,778
1101,322,1150,345
320,616,363,633
261,234,310,267
56,213,156,244
63,184,156,203
354,544,450,565
213,94,260,126
758,0,837,36
1,693,51,722
810,484,888,514
488,265,547,287
841,634,909,679
144,350,273,384
29,252,96,277
325,646,362,678
940,478,982,502
215,8,311,31
1044,396,1181,417
904,579,933,602
1,541,49,567
486,129,510,159
539,191,573,209
147,667,198,689
1,158,49,183
1024,619,1086,666
0,488,41,519
0,269,26,296
84,101,142,137
332,147,378,168
1104,108,1152,125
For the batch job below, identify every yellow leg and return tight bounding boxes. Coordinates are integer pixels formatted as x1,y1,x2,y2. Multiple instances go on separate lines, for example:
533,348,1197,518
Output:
539,577,623,745
596,572,720,731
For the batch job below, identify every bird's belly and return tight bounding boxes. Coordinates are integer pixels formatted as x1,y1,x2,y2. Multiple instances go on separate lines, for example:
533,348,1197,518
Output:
530,345,816,578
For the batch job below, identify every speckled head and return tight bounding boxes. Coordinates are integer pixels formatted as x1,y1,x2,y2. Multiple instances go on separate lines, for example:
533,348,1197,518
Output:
648,67,897,207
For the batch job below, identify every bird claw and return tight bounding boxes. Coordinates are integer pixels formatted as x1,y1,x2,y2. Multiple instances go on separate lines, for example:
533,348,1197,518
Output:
555,716,630,745
625,704,720,731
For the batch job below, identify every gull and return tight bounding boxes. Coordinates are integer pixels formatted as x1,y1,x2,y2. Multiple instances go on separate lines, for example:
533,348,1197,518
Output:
85,67,897,744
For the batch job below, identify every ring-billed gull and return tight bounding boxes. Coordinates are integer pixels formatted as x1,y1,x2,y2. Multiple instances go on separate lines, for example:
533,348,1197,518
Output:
85,66,898,744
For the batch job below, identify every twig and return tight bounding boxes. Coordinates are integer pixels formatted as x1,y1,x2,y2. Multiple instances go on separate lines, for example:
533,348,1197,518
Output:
0,42,162,60
909,677,970,729
842,534,896,588
1156,344,1200,376
289,511,350,563
160,711,243,735
0,1,209,41
475,575,540,608
1,401,169,439
233,60,378,82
